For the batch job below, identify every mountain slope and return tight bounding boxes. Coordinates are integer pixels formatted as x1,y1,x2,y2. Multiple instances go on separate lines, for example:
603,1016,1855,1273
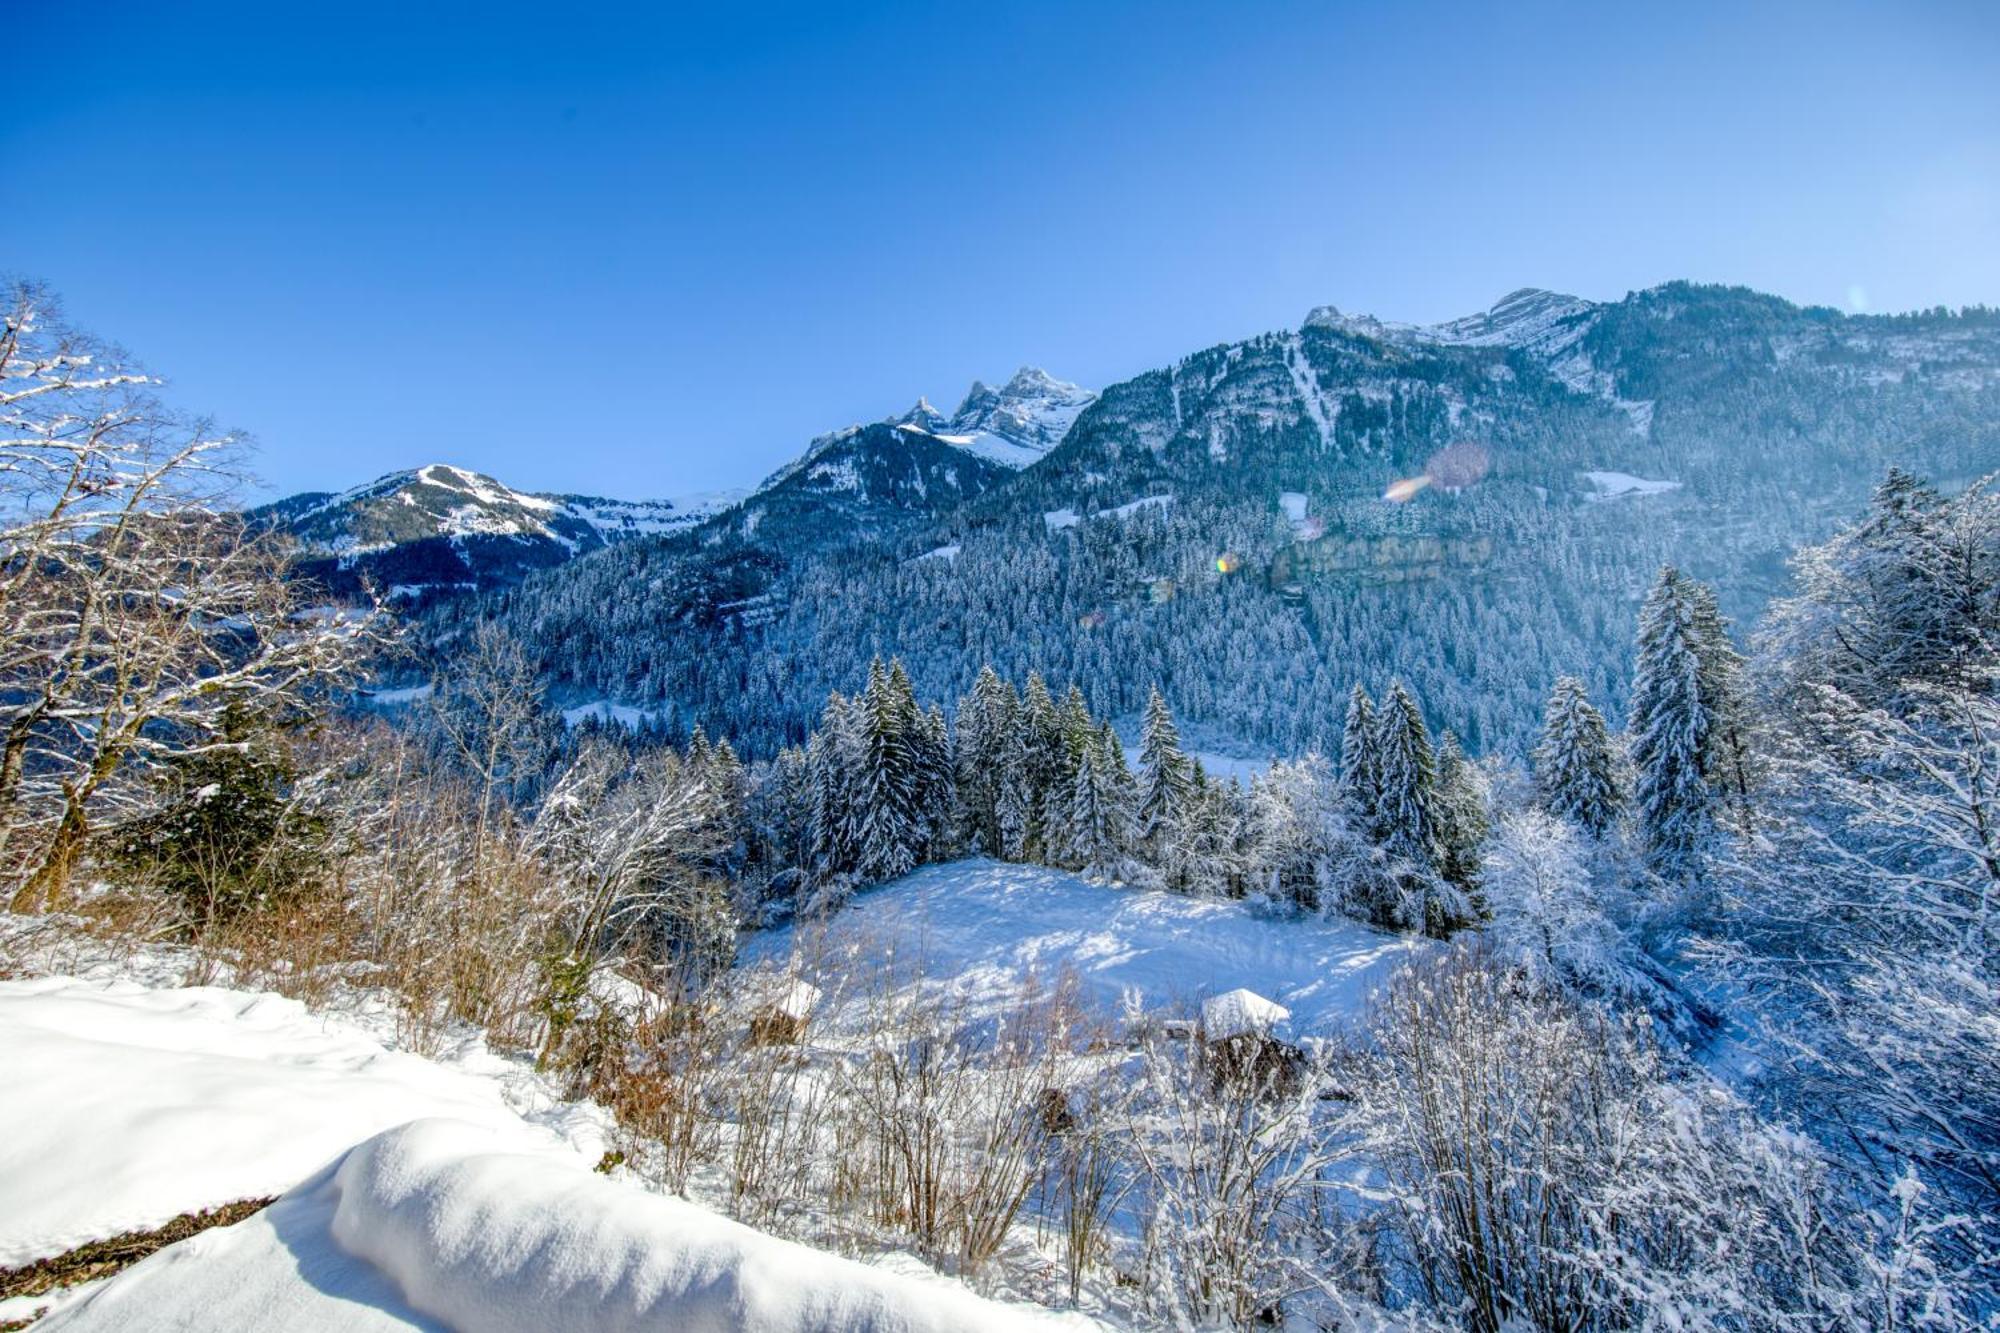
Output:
449,284,2000,757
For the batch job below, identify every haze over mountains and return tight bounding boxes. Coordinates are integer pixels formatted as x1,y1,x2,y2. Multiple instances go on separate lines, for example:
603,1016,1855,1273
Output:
264,281,2000,755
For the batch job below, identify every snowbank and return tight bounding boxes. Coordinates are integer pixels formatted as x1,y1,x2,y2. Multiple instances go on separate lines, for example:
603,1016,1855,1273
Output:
745,858,1419,1032
46,1119,1093,1333
0,977,601,1267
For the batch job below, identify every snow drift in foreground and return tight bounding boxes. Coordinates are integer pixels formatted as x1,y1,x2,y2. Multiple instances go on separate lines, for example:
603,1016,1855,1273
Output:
46,1118,1094,1333
0,976,599,1268
745,858,1420,1032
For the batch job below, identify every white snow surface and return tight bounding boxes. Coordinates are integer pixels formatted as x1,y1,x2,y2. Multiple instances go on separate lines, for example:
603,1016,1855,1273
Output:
559,698,663,730
0,976,601,1268
744,859,1419,1033
5,964,1095,1331
1045,495,1173,534
46,1118,1089,1333
1581,469,1683,501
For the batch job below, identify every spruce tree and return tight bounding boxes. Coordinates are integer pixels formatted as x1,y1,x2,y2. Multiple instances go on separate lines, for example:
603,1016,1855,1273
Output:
1629,567,1715,875
1373,680,1438,871
854,659,919,882
806,693,856,876
954,665,1015,852
1685,579,1756,831
1020,672,1063,854
1533,675,1623,836
1338,683,1380,837
1137,686,1193,852
995,719,1031,862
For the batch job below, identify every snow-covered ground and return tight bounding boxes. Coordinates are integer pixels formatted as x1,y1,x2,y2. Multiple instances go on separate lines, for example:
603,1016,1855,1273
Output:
1044,495,1174,533
1581,469,1681,501
43,1118,1090,1332
559,698,665,730
0,976,611,1269
1,936,1095,1330
744,859,1419,1034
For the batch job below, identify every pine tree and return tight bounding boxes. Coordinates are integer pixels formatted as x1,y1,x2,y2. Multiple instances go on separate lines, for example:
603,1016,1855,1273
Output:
1533,676,1623,837
1137,686,1193,852
1629,567,1715,875
1337,683,1380,838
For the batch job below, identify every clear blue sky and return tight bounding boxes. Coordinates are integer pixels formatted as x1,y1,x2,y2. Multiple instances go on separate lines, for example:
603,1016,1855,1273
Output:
5,1,1997,501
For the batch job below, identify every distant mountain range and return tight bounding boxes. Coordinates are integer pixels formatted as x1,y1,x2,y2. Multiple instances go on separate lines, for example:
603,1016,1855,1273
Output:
271,283,2000,757
249,464,744,599
257,368,1095,599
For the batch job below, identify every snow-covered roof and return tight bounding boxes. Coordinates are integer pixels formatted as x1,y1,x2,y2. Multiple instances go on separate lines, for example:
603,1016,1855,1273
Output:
746,976,821,1020
1200,988,1291,1042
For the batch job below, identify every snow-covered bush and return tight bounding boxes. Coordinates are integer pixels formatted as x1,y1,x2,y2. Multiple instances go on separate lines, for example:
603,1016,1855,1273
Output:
1352,945,1858,1332
1123,1025,1346,1328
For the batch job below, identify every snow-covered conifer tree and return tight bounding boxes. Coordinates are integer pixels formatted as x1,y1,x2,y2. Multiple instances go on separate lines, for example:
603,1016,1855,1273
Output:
1532,675,1623,837
1136,687,1193,854
1629,567,1717,875
853,659,919,882
1431,731,1488,908
1373,680,1438,871
1337,683,1381,838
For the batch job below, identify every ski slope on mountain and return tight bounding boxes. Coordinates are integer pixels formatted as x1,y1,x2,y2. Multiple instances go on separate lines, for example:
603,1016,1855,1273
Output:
743,859,1421,1033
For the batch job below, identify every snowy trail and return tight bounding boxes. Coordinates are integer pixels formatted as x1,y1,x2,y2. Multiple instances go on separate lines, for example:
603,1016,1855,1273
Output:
745,859,1421,1032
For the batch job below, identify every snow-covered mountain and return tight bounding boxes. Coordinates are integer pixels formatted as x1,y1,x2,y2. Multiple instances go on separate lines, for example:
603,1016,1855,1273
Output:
252,464,742,598
467,281,2000,758
933,366,1098,468
650,369,1092,580
758,367,1093,491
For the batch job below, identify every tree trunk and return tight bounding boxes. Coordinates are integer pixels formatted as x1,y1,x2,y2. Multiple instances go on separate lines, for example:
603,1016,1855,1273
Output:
13,795,88,913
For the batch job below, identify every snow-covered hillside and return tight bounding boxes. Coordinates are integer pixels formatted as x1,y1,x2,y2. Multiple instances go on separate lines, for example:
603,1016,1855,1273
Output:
743,859,1420,1033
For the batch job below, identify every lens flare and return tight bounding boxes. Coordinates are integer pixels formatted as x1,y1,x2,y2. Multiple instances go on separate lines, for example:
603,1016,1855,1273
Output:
1149,577,1177,604
1215,553,1240,574
1384,441,1493,503
1425,440,1491,491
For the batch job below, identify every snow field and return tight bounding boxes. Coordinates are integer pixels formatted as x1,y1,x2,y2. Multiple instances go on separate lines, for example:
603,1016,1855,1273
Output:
744,859,1418,1034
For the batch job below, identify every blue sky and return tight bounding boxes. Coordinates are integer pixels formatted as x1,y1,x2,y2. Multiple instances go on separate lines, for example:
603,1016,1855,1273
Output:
5,1,1997,500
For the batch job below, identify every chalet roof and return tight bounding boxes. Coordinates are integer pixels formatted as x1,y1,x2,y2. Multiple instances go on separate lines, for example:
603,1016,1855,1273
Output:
1201,988,1291,1041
